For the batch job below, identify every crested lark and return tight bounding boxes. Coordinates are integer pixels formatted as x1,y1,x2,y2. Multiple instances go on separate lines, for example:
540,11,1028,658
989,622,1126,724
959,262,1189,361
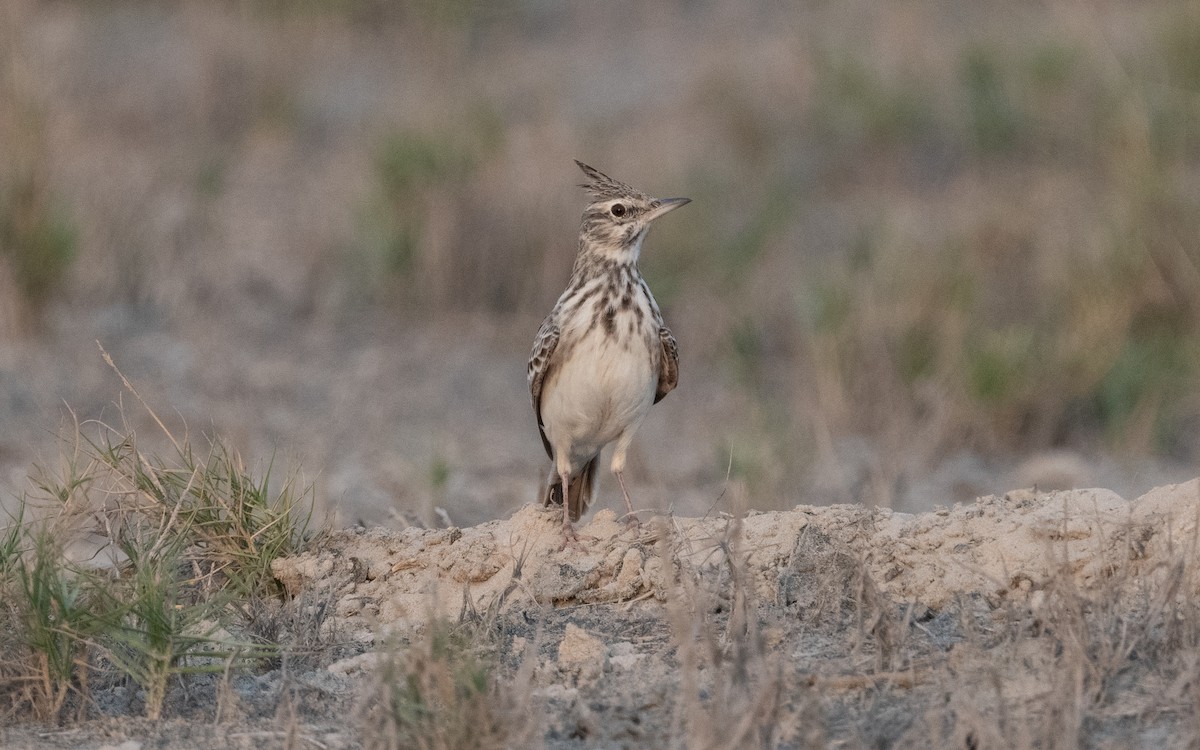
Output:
528,160,689,545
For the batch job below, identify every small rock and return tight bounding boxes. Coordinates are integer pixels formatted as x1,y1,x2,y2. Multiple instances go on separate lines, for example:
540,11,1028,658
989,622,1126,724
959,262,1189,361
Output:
326,651,384,676
557,623,606,683
615,547,644,588
608,641,643,671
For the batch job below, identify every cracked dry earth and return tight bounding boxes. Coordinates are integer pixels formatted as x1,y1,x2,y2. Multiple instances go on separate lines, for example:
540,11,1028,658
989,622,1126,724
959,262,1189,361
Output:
7,479,1200,749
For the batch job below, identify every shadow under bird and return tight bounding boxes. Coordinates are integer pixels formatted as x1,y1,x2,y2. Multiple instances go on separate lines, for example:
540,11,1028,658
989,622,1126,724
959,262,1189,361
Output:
528,160,689,547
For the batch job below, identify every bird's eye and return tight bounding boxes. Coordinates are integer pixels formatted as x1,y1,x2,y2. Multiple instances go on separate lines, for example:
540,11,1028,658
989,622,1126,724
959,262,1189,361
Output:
610,203,626,217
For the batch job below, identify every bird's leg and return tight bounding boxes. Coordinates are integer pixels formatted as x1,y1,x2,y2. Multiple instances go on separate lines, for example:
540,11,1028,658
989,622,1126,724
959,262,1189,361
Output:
611,440,640,530
559,467,582,550
614,470,640,529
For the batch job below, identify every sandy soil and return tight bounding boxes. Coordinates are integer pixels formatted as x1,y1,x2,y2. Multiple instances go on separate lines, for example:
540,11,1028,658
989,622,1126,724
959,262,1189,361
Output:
3,479,1198,748
272,480,1200,626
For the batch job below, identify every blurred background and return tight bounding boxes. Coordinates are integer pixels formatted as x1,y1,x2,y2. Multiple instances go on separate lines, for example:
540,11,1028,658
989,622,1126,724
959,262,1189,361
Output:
1,0,1198,528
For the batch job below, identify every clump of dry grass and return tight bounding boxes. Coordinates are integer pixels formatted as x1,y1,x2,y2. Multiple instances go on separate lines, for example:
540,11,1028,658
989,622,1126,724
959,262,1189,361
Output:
0,352,320,723
357,622,522,750
71,347,318,598
357,610,538,750
893,512,1200,747
654,500,1200,747
236,586,344,673
664,519,808,749
357,552,536,750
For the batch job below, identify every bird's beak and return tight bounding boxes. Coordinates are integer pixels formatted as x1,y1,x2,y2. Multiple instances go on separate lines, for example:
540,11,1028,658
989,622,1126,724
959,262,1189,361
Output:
645,197,691,222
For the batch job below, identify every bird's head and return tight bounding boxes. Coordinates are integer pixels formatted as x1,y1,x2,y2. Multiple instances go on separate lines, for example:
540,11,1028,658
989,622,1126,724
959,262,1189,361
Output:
575,160,690,264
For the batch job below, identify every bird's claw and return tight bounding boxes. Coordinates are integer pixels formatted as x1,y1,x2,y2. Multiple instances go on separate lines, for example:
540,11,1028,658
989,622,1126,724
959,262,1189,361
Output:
559,524,587,553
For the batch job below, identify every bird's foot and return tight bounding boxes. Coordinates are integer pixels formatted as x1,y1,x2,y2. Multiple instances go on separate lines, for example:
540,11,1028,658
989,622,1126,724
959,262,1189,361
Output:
559,523,586,553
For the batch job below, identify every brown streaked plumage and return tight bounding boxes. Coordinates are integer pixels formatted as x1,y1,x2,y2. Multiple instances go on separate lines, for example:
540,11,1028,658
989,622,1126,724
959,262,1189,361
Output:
528,160,688,546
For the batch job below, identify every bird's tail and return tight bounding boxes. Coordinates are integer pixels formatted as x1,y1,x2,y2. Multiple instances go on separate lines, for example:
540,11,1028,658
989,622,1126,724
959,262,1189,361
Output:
543,456,598,522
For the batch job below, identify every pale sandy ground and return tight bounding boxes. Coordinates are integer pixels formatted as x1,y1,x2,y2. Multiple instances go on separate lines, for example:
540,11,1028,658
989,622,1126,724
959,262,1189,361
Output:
273,479,1200,634
4,479,1199,748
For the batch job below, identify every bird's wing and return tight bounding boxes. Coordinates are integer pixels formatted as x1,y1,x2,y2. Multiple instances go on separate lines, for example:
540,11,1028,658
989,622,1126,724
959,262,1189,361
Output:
528,319,560,458
655,325,679,404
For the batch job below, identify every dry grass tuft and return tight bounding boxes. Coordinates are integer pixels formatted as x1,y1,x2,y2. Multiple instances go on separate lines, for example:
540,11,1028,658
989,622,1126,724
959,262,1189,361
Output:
0,354,320,724
664,518,807,749
893,511,1200,747
357,615,537,750
357,552,536,750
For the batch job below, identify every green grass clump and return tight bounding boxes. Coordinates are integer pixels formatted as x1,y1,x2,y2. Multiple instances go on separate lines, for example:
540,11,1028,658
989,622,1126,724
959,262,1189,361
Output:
809,52,941,154
95,540,267,721
352,108,504,308
0,172,77,321
960,46,1027,155
89,431,314,599
0,356,319,723
0,504,280,722
4,529,106,724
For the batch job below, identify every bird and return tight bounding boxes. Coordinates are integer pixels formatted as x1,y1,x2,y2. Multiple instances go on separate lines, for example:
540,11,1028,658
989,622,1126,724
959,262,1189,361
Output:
527,160,688,547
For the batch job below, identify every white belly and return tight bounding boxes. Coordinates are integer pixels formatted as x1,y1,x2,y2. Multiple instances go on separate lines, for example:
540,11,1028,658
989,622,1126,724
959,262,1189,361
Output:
541,326,655,467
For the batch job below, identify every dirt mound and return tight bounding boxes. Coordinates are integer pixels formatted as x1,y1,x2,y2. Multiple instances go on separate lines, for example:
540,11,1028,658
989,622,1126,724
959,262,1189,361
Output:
6,480,1199,748
272,479,1200,637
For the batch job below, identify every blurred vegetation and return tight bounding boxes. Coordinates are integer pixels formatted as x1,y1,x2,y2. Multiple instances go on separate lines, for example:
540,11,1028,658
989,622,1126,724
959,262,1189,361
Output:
1,0,1199,501
353,106,505,309
0,173,78,321
798,9,1200,470
0,7,78,333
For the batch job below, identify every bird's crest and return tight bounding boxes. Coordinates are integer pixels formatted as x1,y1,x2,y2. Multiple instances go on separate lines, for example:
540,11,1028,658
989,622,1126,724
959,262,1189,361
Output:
575,160,649,203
